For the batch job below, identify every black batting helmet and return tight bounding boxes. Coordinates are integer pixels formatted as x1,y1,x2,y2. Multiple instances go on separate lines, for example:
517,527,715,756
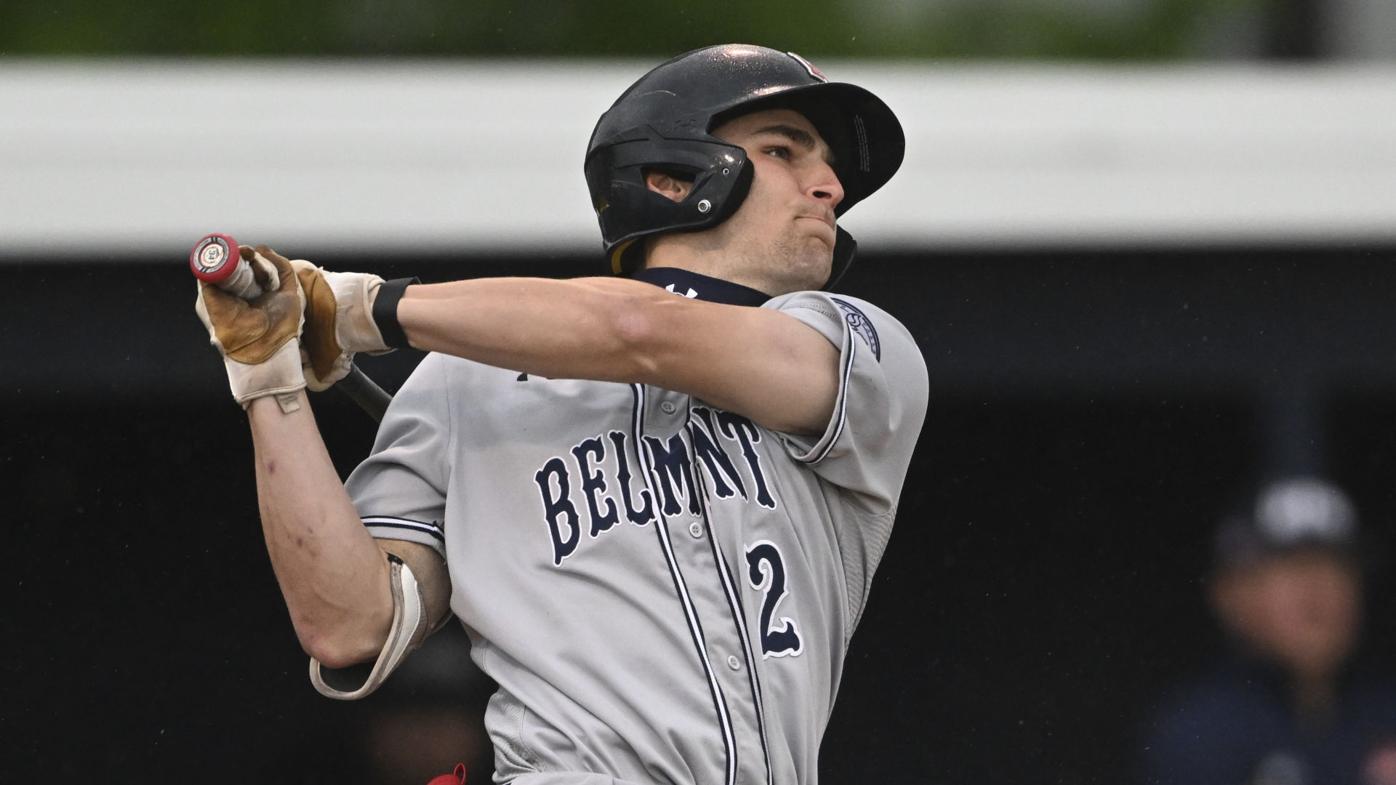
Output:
584,44,905,290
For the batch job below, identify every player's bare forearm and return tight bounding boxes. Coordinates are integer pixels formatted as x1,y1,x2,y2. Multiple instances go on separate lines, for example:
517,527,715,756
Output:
398,277,838,434
247,392,395,667
399,277,650,378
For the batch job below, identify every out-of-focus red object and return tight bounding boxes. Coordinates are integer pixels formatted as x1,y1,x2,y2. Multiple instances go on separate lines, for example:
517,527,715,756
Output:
424,762,467,785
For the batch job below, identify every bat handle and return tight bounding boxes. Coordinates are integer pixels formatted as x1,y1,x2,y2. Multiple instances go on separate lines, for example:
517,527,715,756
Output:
190,232,264,299
336,365,393,423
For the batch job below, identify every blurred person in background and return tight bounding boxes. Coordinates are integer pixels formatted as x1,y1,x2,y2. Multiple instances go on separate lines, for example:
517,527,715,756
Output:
1142,477,1396,785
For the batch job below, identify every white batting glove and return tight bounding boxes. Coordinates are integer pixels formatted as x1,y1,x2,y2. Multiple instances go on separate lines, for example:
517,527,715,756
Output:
193,246,307,410
275,254,394,391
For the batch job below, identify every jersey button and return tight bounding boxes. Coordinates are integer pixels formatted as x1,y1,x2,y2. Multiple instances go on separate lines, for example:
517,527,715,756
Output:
688,521,704,538
660,401,677,414
726,655,742,671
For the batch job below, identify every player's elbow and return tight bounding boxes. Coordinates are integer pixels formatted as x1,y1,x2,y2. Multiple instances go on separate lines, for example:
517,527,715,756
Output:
292,604,394,669
297,622,387,669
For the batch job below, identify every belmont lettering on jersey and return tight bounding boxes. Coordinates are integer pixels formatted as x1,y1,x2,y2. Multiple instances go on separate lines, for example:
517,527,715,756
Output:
533,406,777,565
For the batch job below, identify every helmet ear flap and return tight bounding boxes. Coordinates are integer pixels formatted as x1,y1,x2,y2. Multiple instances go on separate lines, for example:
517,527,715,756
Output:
687,151,754,222
590,137,754,275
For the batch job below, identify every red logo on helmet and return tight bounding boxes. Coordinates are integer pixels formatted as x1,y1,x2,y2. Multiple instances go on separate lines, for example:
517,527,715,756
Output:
786,51,828,83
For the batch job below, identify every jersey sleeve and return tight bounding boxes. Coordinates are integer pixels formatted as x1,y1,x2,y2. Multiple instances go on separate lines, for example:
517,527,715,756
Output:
761,291,929,515
762,292,928,635
344,352,455,558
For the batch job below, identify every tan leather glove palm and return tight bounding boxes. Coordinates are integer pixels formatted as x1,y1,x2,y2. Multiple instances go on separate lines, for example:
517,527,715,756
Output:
194,246,306,409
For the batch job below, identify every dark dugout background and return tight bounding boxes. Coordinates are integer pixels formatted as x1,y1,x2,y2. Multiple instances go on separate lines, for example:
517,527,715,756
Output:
5,245,1395,784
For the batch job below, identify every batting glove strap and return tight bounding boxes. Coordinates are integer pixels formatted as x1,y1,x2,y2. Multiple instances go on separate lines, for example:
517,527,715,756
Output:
309,554,427,701
372,277,418,350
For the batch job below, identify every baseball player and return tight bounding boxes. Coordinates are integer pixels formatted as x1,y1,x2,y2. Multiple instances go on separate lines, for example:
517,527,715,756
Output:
195,44,928,785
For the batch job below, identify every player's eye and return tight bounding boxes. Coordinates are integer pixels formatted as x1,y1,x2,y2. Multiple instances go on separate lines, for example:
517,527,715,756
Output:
763,145,792,161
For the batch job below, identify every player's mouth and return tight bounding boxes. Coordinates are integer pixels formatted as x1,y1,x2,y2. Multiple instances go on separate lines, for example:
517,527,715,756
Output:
796,213,837,247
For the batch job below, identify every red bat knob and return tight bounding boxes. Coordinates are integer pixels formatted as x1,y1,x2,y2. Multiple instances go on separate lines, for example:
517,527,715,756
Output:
189,232,263,299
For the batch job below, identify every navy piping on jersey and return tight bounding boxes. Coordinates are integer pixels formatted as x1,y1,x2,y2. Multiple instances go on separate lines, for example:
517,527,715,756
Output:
630,384,738,785
804,324,856,465
631,267,771,307
361,515,445,544
720,554,775,785
687,406,776,785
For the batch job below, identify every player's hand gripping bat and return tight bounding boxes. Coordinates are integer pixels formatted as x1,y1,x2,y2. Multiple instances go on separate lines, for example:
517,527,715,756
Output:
189,232,393,422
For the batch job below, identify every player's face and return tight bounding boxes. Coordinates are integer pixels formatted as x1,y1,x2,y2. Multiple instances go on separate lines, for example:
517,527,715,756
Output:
709,108,845,293
1212,549,1361,679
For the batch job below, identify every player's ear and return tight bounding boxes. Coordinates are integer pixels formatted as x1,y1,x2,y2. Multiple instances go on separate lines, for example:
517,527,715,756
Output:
644,169,693,204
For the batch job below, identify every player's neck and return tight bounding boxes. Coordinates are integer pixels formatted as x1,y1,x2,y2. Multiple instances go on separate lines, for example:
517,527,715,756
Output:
644,235,773,295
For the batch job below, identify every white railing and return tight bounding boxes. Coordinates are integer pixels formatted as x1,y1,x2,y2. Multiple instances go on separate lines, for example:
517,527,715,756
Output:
2,59,1394,259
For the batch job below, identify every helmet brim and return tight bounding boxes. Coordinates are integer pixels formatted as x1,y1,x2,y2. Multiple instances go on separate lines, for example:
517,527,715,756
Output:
710,80,905,217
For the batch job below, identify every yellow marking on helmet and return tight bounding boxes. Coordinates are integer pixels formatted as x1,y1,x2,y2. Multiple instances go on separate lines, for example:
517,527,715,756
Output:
610,239,637,275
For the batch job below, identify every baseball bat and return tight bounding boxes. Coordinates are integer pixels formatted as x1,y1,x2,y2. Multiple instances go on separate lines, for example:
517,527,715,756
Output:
190,232,394,423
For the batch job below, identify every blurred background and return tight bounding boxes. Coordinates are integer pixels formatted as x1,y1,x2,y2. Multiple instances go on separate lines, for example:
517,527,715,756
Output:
3,1,1395,783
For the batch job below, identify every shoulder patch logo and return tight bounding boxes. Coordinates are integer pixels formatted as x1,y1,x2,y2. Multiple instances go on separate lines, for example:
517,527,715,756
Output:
831,297,881,361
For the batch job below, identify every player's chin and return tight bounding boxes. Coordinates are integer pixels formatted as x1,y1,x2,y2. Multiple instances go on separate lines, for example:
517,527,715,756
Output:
790,243,834,289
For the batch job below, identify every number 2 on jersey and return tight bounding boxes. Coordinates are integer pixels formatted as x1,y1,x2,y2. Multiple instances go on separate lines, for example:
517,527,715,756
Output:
745,540,803,658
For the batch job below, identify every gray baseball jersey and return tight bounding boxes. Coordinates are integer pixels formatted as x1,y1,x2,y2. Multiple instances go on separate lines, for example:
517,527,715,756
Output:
345,271,928,785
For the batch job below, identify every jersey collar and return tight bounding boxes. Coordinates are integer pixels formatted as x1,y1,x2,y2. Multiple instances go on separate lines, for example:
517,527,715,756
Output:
631,267,770,307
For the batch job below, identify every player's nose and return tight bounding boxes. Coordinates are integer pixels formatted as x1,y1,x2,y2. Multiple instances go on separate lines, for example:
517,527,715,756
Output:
806,159,845,211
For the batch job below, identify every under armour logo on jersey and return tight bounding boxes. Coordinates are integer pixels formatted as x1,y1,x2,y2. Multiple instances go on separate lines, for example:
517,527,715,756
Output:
665,284,698,299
